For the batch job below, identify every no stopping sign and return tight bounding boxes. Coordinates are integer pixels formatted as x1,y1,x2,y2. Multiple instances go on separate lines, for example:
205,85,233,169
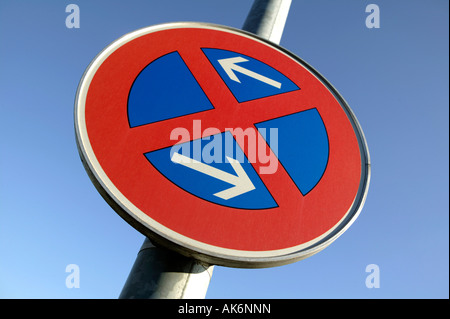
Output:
75,22,370,268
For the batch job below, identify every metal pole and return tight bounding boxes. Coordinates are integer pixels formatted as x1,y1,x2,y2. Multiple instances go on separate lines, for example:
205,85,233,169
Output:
242,0,292,44
119,238,213,299
119,0,291,299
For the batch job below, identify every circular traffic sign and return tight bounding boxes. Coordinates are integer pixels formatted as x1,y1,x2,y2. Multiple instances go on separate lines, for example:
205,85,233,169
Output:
75,22,370,268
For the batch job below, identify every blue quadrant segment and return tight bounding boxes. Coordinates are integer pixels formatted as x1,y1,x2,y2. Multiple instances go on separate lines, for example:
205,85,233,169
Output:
255,108,329,195
127,51,214,128
145,131,277,209
202,48,299,102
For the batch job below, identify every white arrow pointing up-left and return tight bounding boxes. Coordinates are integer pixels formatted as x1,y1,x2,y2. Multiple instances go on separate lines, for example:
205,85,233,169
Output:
218,56,282,89
171,152,255,200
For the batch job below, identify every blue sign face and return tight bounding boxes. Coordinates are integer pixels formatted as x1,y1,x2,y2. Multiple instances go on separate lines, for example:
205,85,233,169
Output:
127,47,329,210
127,51,214,127
255,108,328,196
202,48,300,102
145,131,278,210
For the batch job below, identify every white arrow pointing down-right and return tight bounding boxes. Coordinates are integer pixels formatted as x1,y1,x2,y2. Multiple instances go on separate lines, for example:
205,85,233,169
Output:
171,152,256,200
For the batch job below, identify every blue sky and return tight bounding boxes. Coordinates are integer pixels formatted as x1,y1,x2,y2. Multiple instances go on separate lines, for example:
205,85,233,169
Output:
0,0,448,299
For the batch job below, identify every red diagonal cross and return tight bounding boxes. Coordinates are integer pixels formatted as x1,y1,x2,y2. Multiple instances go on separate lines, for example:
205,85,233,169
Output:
126,45,313,209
